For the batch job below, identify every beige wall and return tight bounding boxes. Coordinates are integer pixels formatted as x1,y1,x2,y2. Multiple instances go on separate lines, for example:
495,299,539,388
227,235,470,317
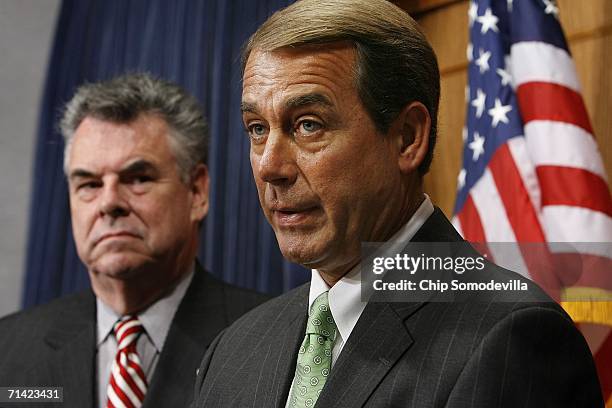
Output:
396,0,612,217
0,0,61,317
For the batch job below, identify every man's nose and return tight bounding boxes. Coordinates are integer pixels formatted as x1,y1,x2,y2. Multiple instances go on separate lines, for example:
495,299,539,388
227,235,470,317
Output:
98,180,130,218
255,130,298,186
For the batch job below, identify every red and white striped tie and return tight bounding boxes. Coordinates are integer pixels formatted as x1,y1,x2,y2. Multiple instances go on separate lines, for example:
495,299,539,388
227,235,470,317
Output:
105,316,148,408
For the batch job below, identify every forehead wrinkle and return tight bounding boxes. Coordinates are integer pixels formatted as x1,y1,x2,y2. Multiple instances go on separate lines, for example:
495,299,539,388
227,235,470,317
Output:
242,47,359,121
295,52,355,83
68,115,175,181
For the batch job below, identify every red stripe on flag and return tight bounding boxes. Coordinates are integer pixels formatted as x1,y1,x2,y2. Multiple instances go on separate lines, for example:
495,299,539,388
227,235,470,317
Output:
457,195,495,262
551,253,612,290
488,145,561,298
517,82,594,134
457,195,486,242
488,144,546,242
537,166,612,217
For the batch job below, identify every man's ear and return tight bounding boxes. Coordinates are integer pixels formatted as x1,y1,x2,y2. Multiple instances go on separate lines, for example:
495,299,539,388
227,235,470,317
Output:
392,101,431,174
189,163,210,222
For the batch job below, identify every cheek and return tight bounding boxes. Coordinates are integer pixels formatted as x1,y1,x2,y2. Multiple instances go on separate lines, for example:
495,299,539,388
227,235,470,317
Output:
250,155,268,204
69,205,95,260
310,144,393,222
70,203,92,238
306,146,373,198
250,151,260,179
152,191,196,229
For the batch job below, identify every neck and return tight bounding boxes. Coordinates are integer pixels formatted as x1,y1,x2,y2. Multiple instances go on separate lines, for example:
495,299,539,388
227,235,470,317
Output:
90,242,196,315
91,269,189,315
317,258,360,287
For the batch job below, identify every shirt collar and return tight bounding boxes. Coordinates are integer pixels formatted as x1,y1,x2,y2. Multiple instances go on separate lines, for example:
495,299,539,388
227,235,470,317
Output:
309,194,434,345
96,266,195,352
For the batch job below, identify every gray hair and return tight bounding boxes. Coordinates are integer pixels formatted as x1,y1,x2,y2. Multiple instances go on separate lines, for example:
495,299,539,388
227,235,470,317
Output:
60,73,208,182
242,0,440,174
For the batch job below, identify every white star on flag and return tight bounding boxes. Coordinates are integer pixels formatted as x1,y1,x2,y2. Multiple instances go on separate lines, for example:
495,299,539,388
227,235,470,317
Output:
476,8,499,34
488,98,512,127
467,42,474,62
475,49,491,73
457,168,467,189
496,67,512,86
471,88,487,118
468,2,478,26
507,0,513,12
543,0,559,17
462,126,468,142
468,132,485,161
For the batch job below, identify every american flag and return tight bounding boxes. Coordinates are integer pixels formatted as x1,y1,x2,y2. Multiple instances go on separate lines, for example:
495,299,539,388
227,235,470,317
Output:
451,0,612,401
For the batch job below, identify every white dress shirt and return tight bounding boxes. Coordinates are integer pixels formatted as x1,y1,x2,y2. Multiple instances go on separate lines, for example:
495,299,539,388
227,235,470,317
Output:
285,195,434,406
96,268,194,408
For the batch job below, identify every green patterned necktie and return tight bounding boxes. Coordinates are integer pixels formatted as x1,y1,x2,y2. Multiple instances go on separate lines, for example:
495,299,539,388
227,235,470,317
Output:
289,291,337,408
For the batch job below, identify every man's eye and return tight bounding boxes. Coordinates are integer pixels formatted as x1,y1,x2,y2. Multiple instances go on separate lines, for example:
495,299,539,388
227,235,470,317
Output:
297,120,323,135
127,175,154,193
252,124,266,135
131,175,152,184
247,123,268,142
77,181,101,190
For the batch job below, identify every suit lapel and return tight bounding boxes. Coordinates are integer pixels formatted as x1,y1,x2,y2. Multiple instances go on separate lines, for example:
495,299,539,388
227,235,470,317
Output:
144,264,233,407
266,292,309,408
315,302,417,408
43,292,96,407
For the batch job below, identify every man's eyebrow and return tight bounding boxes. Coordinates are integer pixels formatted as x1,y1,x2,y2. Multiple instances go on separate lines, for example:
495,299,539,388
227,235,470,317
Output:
69,169,96,181
241,102,258,114
120,159,157,175
240,93,333,114
69,160,157,181
285,93,333,109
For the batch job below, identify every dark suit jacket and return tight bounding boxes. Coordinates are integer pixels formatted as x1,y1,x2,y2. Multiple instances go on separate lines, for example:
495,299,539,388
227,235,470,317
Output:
0,263,271,408
192,209,603,407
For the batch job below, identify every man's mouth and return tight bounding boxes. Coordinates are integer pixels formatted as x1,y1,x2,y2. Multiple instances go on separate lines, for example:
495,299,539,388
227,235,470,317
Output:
94,231,141,245
270,205,321,227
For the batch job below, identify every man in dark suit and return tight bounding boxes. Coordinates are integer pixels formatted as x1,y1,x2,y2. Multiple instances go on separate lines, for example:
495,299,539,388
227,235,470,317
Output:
192,0,603,407
0,73,269,407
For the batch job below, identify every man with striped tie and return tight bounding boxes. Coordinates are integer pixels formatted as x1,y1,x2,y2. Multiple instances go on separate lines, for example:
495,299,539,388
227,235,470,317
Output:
192,0,603,407
0,73,269,407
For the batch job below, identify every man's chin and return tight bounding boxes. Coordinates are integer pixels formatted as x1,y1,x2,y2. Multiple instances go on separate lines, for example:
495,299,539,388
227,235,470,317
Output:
88,254,150,280
279,242,328,269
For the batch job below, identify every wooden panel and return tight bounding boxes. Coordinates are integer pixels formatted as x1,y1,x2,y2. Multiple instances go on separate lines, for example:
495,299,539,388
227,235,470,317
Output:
417,1,469,216
394,0,461,14
416,1,469,74
424,70,467,215
557,0,612,39
406,0,612,218
570,32,612,183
